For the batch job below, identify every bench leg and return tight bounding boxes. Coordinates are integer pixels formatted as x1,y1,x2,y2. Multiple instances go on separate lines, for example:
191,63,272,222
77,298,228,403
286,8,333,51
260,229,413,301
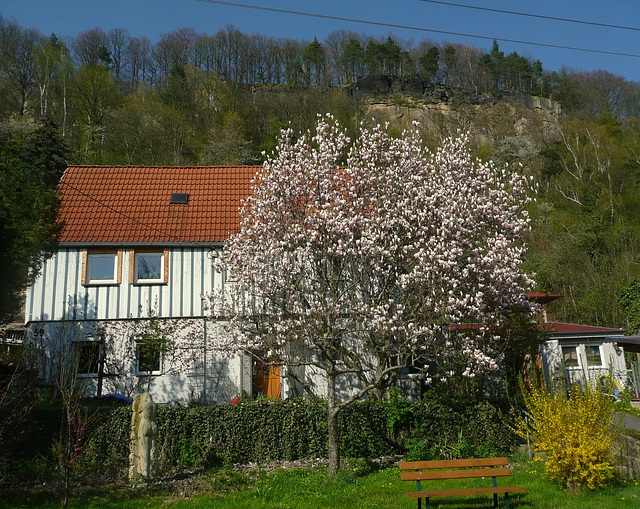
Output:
504,492,510,509
494,492,498,507
416,496,430,509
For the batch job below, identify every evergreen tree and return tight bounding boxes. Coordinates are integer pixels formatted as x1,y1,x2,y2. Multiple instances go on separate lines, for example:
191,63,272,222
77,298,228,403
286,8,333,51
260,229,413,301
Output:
0,118,67,322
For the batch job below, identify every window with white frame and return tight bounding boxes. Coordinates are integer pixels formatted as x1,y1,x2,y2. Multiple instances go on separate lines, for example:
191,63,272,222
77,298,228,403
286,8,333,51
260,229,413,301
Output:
75,341,101,376
83,251,121,285
562,346,579,367
585,345,602,366
135,338,162,375
131,250,168,284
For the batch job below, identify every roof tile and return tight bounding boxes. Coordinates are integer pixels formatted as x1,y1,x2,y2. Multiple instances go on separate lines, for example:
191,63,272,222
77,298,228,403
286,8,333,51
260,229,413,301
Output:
58,166,258,244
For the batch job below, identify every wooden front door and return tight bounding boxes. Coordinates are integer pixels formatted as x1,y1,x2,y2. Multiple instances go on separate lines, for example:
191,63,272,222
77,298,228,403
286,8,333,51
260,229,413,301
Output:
252,356,281,399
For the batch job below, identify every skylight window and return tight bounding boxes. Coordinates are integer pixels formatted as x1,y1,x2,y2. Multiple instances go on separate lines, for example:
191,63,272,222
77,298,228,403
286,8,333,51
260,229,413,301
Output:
170,193,189,204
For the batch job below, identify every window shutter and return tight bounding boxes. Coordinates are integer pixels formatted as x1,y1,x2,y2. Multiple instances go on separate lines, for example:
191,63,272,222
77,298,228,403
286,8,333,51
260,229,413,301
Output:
81,250,87,285
164,249,169,284
129,250,135,284
117,250,123,284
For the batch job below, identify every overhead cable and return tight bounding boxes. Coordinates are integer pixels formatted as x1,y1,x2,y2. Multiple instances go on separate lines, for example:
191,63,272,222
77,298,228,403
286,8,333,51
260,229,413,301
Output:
196,0,640,58
416,0,640,33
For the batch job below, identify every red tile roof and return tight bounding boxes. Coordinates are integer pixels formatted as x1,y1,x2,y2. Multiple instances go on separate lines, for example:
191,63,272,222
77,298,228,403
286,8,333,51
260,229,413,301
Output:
58,166,259,244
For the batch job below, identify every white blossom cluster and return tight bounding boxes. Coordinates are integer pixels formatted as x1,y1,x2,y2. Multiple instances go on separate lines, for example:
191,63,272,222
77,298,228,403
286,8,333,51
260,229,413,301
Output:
206,114,536,386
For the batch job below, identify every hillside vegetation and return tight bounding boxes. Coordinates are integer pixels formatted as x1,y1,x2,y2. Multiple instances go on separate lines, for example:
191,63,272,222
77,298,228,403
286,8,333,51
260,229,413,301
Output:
2,18,640,328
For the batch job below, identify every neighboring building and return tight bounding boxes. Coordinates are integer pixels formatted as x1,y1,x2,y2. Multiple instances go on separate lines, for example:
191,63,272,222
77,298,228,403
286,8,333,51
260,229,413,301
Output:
540,322,630,390
531,293,640,397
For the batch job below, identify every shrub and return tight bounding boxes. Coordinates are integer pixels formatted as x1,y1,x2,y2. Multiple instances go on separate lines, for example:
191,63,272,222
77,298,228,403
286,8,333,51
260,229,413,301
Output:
511,381,618,492
81,399,397,478
406,392,514,460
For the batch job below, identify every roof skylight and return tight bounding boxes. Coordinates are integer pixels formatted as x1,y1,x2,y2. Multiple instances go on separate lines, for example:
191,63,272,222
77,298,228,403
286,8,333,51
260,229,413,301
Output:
170,193,189,204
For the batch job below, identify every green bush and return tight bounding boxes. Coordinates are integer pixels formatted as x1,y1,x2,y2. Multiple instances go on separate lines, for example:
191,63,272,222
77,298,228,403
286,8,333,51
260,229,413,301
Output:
82,399,397,477
405,393,515,460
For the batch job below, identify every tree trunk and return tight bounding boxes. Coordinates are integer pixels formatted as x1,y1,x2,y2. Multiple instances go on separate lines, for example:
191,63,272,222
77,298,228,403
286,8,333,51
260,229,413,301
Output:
326,369,340,476
327,408,340,476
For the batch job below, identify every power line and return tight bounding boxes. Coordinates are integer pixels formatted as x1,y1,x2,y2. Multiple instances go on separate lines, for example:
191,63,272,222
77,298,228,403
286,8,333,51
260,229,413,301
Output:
416,0,640,33
59,179,182,241
196,0,640,59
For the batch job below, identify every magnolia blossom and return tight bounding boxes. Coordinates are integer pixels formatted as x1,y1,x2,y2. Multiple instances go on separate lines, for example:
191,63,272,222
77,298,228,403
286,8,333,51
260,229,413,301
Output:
208,115,534,380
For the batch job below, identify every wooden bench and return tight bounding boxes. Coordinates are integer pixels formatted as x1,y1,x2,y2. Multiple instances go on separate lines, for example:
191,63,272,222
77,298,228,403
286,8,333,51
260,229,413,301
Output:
399,457,526,509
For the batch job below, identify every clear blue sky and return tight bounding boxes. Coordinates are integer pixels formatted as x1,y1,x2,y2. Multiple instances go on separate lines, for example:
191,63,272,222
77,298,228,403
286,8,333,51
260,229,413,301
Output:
4,0,640,82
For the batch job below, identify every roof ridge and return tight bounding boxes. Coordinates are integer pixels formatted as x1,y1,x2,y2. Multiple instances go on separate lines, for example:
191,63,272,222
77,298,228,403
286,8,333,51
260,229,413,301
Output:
65,165,262,169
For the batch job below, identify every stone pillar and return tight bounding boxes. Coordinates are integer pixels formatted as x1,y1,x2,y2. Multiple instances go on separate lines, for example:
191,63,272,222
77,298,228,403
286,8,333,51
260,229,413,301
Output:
129,393,159,481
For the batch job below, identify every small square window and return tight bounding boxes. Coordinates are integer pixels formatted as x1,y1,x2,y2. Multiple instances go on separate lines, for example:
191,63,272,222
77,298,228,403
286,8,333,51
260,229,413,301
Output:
75,341,101,376
131,250,168,284
83,250,121,285
87,254,117,283
136,253,162,281
585,345,602,366
136,340,162,375
170,193,189,204
562,346,579,367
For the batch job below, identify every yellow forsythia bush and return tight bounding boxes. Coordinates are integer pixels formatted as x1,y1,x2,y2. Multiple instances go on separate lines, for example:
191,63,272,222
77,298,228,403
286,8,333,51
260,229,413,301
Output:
512,382,618,492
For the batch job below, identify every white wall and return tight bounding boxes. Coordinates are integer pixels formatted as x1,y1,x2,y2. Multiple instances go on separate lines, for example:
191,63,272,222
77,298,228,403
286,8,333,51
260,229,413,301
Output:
25,247,224,322
24,318,244,405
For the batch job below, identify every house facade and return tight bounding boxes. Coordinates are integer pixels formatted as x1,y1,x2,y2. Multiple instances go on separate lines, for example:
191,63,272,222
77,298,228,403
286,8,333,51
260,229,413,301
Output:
24,165,295,404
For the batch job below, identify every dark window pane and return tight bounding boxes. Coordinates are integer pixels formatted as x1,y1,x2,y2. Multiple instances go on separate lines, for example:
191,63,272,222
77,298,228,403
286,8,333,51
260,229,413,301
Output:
563,346,578,367
585,345,602,366
136,254,162,281
136,341,161,373
76,342,100,375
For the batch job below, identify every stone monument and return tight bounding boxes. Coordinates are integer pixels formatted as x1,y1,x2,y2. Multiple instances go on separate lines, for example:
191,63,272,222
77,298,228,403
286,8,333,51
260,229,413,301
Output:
129,392,159,480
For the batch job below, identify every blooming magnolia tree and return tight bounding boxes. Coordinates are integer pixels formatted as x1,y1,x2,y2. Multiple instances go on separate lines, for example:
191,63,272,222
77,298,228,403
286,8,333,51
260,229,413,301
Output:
208,115,535,474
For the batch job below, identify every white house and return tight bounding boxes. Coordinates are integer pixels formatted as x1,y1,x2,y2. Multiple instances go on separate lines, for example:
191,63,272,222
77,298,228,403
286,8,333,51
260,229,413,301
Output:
23,165,293,404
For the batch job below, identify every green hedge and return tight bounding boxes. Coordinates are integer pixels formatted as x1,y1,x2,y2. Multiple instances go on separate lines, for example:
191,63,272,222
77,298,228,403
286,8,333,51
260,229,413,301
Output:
83,399,398,477
81,395,514,479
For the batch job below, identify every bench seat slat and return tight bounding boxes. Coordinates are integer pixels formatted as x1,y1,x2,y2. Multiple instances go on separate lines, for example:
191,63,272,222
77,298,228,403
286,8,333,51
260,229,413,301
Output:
406,486,527,498
399,457,509,470
401,467,512,481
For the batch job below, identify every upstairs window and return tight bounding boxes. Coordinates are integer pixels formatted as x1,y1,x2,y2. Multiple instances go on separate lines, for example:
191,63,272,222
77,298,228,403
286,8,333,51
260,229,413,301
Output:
83,251,122,285
130,250,168,285
562,346,579,368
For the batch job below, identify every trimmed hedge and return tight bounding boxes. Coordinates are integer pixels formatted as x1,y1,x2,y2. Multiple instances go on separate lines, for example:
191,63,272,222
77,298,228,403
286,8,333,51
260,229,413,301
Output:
81,396,514,479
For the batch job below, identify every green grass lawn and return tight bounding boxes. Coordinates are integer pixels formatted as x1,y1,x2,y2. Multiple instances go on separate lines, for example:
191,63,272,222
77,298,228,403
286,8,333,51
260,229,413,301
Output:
1,459,638,509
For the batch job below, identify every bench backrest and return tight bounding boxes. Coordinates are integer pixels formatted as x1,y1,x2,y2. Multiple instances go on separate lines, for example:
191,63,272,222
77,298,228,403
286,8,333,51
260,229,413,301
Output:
399,457,512,482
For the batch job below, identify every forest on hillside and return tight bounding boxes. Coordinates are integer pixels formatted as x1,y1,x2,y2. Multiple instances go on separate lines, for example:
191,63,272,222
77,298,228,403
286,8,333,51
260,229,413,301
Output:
3,17,640,330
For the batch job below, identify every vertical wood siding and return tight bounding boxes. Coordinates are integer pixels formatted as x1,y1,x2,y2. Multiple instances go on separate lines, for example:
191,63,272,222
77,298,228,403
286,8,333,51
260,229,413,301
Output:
26,247,222,322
